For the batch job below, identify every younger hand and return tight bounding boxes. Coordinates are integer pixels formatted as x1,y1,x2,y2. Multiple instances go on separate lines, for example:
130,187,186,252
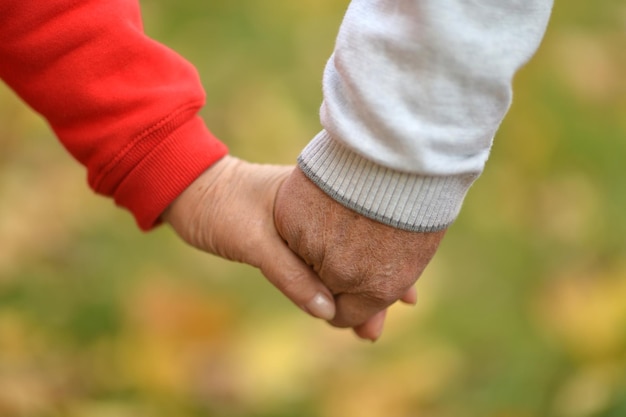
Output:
163,156,336,321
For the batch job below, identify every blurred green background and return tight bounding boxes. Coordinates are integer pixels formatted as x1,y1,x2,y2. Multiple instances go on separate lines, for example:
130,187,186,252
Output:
1,1,625,416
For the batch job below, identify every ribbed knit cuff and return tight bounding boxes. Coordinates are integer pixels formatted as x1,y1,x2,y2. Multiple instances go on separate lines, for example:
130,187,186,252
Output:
298,131,479,232
111,116,228,231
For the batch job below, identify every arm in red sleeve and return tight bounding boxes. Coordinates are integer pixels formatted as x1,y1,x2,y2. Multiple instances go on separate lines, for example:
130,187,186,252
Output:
0,0,228,230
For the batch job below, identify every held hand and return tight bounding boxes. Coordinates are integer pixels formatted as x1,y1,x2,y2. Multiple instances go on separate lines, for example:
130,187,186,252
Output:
162,156,336,321
274,167,446,340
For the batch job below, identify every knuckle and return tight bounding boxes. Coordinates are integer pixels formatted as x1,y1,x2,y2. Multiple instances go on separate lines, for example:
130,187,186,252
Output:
363,272,416,305
319,262,361,294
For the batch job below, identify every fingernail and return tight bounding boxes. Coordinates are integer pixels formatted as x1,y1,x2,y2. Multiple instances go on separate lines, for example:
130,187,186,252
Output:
305,293,335,320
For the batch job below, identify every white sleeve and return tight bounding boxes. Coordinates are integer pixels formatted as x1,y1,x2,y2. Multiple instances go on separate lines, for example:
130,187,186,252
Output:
298,0,553,232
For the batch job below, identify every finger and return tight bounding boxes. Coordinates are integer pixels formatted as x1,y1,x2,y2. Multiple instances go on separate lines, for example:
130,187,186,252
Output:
352,309,387,342
400,286,417,305
330,292,393,328
258,241,336,321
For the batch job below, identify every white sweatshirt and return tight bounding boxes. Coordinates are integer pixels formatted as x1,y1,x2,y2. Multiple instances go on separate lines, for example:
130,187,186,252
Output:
299,0,553,232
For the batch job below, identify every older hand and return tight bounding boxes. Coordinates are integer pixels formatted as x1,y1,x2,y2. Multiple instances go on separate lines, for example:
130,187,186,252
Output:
163,156,336,321
274,167,446,340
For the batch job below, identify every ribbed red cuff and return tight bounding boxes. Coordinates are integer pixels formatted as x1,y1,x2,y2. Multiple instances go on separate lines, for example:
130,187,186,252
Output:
111,116,228,231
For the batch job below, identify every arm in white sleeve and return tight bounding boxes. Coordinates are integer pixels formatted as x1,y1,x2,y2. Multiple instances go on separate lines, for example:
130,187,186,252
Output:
298,0,553,232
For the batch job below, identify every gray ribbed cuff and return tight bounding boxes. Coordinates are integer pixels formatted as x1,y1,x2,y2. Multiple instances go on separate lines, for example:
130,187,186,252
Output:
298,131,480,232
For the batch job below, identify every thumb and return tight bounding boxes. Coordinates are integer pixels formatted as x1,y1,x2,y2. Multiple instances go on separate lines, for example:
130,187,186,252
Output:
257,241,336,321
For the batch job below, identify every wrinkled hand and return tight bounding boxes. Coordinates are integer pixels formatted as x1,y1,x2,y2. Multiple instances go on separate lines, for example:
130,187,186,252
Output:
274,167,446,340
163,156,336,321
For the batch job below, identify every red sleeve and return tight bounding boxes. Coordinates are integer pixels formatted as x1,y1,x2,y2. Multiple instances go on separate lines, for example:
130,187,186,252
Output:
0,0,228,230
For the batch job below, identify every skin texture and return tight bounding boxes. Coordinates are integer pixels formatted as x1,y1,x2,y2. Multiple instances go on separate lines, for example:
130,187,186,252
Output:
164,157,444,341
274,167,446,339
163,156,337,322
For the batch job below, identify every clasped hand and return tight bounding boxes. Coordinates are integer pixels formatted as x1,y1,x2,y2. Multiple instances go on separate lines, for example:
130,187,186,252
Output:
164,156,445,341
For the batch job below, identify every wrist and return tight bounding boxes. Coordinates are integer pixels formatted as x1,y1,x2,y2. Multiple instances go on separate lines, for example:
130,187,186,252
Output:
162,155,234,246
298,131,478,232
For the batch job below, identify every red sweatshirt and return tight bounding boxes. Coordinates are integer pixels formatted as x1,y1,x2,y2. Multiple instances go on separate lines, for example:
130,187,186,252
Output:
0,0,229,230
